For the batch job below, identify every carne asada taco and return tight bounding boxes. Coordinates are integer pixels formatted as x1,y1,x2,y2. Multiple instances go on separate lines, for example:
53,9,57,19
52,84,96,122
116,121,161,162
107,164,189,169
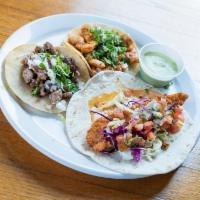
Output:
4,42,90,113
66,71,194,175
65,23,140,76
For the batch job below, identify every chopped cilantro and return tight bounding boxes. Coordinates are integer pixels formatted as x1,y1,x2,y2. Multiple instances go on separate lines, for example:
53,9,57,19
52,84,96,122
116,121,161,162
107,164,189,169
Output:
36,51,79,94
31,86,40,96
89,26,128,67
39,63,46,69
56,78,78,93
39,52,51,61
52,55,78,93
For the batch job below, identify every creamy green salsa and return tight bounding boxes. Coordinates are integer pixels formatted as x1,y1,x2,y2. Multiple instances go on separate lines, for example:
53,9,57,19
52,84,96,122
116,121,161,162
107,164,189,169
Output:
143,51,178,77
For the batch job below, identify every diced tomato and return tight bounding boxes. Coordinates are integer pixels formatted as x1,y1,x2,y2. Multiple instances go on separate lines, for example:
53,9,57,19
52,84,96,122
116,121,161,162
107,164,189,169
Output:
161,115,173,129
167,120,182,134
147,131,156,141
165,115,173,124
143,121,153,135
173,107,183,119
144,121,153,128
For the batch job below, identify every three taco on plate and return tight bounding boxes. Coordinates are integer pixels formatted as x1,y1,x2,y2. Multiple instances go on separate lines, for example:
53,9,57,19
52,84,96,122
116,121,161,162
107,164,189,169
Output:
3,23,193,175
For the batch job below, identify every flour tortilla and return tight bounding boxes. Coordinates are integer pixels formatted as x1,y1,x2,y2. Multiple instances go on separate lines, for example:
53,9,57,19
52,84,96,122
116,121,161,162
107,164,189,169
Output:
64,23,140,75
66,71,194,175
4,44,90,113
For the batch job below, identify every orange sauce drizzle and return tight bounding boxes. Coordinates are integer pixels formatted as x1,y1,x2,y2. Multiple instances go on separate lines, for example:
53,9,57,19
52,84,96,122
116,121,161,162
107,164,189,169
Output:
88,91,117,122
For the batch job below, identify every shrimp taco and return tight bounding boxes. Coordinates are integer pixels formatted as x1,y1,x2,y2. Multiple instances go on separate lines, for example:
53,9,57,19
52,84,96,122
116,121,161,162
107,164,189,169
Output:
5,42,90,113
65,23,140,76
66,71,194,175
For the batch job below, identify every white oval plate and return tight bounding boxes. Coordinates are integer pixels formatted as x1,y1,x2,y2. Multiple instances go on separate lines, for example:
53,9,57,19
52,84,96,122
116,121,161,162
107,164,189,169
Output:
0,13,200,179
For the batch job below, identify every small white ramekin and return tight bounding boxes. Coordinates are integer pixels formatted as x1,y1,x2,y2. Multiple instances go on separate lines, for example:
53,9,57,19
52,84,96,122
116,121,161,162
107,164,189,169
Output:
139,43,184,87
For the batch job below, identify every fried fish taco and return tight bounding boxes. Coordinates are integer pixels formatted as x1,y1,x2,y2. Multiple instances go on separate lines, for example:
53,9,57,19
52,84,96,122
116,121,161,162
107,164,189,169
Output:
66,71,194,175
5,42,90,113
65,23,140,76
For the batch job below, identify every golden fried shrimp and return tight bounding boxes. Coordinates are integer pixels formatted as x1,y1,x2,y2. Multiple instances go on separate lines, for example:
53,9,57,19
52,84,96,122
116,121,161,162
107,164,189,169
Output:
89,59,106,69
83,33,93,43
85,53,93,61
68,34,84,45
75,42,83,51
126,50,139,64
127,43,136,52
116,64,127,72
81,24,93,43
76,41,97,54
121,33,133,46
81,24,90,33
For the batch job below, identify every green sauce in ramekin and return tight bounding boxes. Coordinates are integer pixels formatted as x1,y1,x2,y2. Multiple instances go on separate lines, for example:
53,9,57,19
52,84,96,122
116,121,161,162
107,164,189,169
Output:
143,51,178,78
139,43,184,87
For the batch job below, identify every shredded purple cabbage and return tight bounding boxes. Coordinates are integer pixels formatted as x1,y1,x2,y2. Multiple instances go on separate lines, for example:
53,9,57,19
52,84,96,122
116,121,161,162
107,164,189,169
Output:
103,125,127,136
125,97,148,106
90,110,112,121
112,125,127,135
131,148,144,162
141,105,152,114
167,103,177,111
101,125,128,153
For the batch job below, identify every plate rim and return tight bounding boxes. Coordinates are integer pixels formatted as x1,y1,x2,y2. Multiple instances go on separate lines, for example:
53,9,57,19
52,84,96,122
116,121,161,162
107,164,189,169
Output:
0,13,200,179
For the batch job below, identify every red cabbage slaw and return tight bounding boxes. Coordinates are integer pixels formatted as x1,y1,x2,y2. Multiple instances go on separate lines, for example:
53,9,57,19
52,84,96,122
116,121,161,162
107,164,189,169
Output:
90,110,112,121
90,108,146,161
102,125,144,161
131,148,144,162
125,97,149,106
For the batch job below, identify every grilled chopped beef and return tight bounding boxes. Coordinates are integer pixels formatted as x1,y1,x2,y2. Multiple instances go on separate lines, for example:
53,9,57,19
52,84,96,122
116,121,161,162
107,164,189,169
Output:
22,68,34,83
30,79,39,88
36,69,47,81
39,83,47,97
49,89,63,105
34,46,43,53
34,42,56,55
21,42,80,106
43,42,56,55
63,92,73,99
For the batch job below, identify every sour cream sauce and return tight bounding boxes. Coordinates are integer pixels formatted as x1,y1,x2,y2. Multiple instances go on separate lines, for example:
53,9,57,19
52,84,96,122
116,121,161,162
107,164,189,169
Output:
143,51,178,78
